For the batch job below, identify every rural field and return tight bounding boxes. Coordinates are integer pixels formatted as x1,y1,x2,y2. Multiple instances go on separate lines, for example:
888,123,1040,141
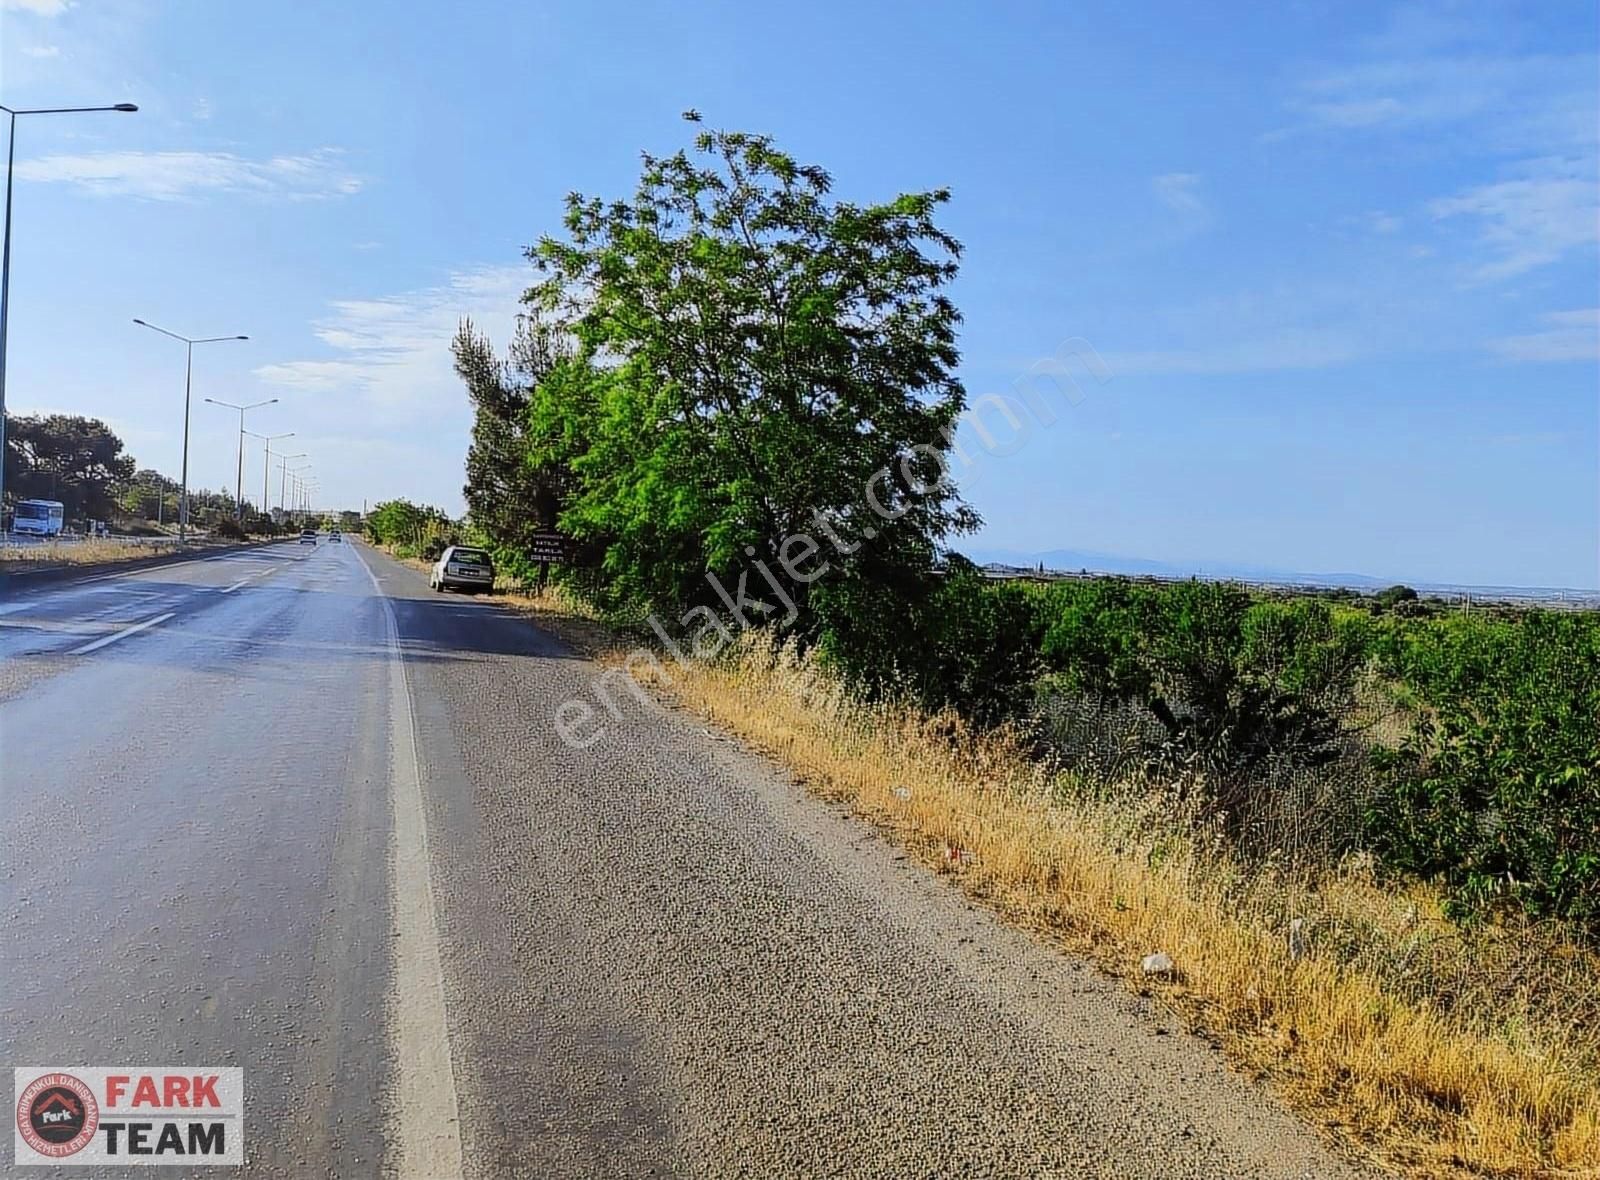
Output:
399,551,1598,1178
6,3,1594,1176
357,110,1598,1176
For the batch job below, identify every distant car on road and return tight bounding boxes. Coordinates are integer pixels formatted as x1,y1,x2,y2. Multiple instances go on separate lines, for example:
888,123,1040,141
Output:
431,545,494,594
328,531,342,543
299,529,318,545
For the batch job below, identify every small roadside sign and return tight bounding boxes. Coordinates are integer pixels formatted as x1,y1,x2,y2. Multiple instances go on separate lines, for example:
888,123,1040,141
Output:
526,532,571,564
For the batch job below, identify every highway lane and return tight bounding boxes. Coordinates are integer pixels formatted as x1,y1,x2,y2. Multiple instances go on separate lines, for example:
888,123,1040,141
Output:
1,540,395,1177
0,546,311,689
0,539,1365,1178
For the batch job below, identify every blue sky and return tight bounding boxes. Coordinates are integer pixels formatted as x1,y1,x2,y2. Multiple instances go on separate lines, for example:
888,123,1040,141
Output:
1,1,1595,588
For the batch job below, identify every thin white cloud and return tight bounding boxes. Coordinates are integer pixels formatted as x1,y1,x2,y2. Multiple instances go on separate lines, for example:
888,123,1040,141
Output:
14,148,363,202
1,0,71,14
1304,96,1408,128
1429,160,1599,279
255,265,529,416
1153,172,1204,217
21,44,61,57
1100,333,1359,376
1294,54,1598,153
1286,16,1598,285
1490,308,1600,364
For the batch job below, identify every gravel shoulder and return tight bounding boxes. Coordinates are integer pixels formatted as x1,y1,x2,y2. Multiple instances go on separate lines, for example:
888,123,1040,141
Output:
364,544,1370,1179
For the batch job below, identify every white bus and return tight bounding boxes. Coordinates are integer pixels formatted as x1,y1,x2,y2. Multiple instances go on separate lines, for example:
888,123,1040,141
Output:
12,499,65,537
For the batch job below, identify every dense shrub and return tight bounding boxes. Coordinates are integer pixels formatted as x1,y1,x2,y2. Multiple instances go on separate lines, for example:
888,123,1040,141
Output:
908,567,1049,725
1370,612,1600,931
1037,581,1363,781
365,499,456,555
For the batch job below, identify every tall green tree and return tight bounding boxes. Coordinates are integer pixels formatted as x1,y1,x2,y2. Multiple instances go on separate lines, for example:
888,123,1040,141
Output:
454,313,571,555
117,467,180,521
3,413,136,521
525,115,977,620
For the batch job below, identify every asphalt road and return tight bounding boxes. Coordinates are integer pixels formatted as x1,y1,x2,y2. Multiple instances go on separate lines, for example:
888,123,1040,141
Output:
0,540,1364,1178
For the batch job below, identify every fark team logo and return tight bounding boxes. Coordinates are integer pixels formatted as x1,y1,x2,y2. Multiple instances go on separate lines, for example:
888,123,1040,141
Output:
13,1068,243,1166
16,1073,98,1159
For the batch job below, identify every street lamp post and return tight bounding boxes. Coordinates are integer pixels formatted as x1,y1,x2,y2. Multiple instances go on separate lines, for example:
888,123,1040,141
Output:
279,454,307,514
203,396,277,521
0,101,137,526
246,430,293,529
133,320,247,543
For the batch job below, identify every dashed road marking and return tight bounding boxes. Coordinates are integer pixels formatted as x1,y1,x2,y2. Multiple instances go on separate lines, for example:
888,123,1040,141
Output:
68,611,175,655
218,570,268,593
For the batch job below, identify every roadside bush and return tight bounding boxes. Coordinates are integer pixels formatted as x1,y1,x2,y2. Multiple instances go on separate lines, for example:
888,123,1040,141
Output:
910,567,1050,725
421,534,459,562
366,498,457,558
212,519,247,541
1031,580,1373,855
1040,582,1360,778
1369,611,1600,932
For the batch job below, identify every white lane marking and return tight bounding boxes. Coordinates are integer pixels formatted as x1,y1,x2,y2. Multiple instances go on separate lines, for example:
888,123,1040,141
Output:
218,568,271,593
68,611,175,655
354,544,465,1179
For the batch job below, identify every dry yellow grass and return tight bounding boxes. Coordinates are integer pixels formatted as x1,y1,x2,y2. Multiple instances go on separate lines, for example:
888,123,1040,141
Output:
0,537,179,566
500,586,1600,1180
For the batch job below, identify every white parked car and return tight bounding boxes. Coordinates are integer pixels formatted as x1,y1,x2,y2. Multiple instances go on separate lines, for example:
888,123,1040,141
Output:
430,545,495,594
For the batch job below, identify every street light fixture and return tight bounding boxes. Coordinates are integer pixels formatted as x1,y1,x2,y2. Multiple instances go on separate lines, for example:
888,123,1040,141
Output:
278,453,307,513
286,464,312,525
244,430,293,525
203,396,278,520
0,100,137,525
133,319,247,543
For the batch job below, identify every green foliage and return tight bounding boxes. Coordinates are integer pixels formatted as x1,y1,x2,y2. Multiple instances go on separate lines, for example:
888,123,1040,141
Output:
912,572,1051,725
365,499,456,554
817,558,1049,726
1369,611,1600,930
4,412,136,522
115,468,180,522
1039,578,1155,701
212,518,247,541
1035,581,1364,791
455,315,572,560
523,117,976,618
1374,583,1419,609
443,116,1599,939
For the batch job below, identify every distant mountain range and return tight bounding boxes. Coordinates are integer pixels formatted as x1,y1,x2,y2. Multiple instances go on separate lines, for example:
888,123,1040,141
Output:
957,547,1598,603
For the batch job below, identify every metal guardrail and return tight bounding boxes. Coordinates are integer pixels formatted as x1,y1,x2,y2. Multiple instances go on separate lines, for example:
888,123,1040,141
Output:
0,531,183,548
